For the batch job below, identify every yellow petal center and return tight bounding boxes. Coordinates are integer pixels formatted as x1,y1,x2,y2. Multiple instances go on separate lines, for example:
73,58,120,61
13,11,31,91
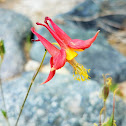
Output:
66,48,78,60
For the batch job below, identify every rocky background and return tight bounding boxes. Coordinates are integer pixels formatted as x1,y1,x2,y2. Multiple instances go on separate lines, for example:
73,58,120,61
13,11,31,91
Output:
0,0,126,126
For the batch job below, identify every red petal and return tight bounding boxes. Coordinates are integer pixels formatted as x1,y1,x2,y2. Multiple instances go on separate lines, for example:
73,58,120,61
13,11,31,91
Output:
44,17,72,45
31,27,60,57
41,49,66,84
41,57,56,84
68,30,100,50
52,49,66,70
36,22,67,49
41,70,56,85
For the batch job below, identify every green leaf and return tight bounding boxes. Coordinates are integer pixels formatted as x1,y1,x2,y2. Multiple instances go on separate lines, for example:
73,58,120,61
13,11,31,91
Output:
1,109,7,119
0,40,5,56
102,114,116,126
110,84,124,98
24,34,32,55
109,84,118,92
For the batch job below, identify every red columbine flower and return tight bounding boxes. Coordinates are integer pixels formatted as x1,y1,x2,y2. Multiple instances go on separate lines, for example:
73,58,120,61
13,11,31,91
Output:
31,17,100,84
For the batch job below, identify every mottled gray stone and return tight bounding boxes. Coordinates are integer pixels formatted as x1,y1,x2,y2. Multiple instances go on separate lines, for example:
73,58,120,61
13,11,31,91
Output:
0,72,125,126
64,0,126,31
30,42,51,64
122,115,126,126
0,8,32,80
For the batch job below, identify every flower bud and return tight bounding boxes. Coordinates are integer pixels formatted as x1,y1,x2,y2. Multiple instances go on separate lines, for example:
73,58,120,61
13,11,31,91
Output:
102,85,109,101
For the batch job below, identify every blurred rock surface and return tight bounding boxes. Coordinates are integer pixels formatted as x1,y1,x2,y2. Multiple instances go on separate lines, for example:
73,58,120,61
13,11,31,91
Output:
30,42,51,64
0,72,126,126
64,0,126,32
0,0,84,27
0,8,32,80
108,31,126,56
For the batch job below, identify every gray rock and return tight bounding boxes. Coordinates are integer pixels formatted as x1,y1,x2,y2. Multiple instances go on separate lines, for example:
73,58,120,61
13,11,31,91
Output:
30,42,51,64
64,0,126,31
0,8,32,80
0,72,125,126
64,0,100,29
122,115,126,126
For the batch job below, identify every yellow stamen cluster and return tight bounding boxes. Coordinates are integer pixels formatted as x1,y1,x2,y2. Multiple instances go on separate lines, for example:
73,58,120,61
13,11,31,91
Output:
73,64,90,81
68,59,90,81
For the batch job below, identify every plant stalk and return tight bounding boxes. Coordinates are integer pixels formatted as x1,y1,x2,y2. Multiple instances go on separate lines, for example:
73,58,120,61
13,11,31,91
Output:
0,64,10,126
0,78,10,126
15,50,47,126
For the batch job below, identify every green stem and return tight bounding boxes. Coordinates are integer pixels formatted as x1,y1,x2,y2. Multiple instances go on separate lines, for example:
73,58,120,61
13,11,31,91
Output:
112,89,117,126
0,78,10,126
15,50,47,126
0,58,10,126
103,101,106,123
99,107,105,126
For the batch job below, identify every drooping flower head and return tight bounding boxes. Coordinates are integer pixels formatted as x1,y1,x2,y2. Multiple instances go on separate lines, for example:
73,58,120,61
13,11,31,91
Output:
31,17,100,84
